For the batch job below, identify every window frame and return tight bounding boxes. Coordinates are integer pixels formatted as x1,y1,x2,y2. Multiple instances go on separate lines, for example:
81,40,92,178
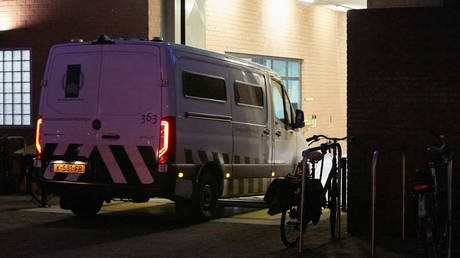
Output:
233,80,264,109
227,52,301,109
271,77,294,129
182,70,227,103
0,48,33,128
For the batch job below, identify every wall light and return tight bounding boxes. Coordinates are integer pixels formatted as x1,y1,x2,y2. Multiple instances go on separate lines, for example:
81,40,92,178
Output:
269,0,289,21
0,15,12,31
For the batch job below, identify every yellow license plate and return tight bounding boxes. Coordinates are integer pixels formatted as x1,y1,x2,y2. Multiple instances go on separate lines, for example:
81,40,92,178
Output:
53,163,86,173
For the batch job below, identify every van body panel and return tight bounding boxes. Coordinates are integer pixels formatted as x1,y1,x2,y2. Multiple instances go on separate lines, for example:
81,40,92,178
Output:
38,40,305,202
40,43,163,186
270,78,298,175
174,54,232,174
230,68,272,192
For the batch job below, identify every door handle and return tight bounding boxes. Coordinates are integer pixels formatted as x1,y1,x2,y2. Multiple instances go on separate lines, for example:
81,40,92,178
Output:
275,131,282,137
101,134,120,140
263,128,270,135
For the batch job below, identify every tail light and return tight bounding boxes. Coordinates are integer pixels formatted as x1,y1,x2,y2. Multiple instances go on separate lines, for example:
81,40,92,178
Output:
35,116,43,159
412,184,428,191
159,117,175,164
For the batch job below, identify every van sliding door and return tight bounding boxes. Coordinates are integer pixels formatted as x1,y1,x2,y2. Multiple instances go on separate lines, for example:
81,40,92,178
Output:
230,71,272,197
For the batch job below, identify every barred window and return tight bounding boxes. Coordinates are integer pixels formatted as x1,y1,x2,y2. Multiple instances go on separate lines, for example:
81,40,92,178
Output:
0,49,31,126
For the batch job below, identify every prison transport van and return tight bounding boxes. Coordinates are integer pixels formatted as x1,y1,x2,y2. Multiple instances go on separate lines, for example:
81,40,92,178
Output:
35,35,307,218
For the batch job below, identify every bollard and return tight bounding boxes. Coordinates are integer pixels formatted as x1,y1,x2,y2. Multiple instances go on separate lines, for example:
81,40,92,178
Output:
371,151,378,257
341,157,347,211
298,149,308,254
336,145,342,239
447,159,453,258
401,153,405,241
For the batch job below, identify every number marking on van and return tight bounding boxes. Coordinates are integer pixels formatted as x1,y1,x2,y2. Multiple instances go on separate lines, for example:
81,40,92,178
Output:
141,113,157,124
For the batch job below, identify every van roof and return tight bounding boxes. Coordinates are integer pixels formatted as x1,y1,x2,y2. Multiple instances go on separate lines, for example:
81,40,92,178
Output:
51,38,282,81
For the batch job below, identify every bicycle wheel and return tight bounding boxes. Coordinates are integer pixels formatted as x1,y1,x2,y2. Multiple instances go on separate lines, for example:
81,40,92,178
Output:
281,207,309,248
26,163,55,206
424,218,438,258
280,208,301,247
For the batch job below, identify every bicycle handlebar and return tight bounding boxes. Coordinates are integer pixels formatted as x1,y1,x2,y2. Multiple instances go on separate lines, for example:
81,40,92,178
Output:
306,135,348,143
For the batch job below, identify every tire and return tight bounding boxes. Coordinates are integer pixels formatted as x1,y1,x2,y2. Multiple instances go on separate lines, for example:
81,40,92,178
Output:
425,219,438,258
329,176,338,238
69,195,103,217
194,173,219,220
280,207,308,248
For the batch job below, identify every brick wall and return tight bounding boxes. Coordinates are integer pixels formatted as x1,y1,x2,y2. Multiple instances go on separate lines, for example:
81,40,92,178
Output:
367,0,442,8
0,0,158,144
348,7,460,240
205,0,347,143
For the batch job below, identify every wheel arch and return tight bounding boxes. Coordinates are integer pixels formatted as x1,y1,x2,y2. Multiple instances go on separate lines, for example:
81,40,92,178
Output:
195,161,224,196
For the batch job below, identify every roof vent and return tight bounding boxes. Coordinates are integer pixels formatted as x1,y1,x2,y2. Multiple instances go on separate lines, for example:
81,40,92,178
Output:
152,37,163,42
92,34,115,45
70,39,84,43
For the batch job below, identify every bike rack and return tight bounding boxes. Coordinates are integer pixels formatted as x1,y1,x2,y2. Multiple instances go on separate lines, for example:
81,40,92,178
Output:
370,150,378,257
298,142,344,254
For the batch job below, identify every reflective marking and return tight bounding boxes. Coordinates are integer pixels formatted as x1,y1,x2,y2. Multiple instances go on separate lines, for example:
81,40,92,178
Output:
125,145,154,184
66,144,94,182
243,178,249,194
253,178,259,193
43,143,69,180
223,179,229,196
54,143,69,155
43,164,54,180
262,178,268,192
233,179,239,195
98,145,127,183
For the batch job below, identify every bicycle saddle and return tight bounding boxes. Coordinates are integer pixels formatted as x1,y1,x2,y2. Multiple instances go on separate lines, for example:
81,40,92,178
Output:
307,151,323,162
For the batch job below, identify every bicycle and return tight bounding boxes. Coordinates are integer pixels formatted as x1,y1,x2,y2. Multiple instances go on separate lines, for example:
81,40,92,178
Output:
303,135,347,239
409,134,453,258
0,135,53,206
265,135,346,248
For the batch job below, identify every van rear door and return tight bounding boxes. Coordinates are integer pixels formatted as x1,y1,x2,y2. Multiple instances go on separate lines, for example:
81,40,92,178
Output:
96,45,162,184
41,44,162,185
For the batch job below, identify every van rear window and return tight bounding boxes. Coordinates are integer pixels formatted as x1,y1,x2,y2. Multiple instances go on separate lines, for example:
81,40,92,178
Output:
183,72,226,101
234,82,264,107
65,64,81,98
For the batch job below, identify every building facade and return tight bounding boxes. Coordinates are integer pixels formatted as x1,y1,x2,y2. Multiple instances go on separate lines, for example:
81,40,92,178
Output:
0,0,347,150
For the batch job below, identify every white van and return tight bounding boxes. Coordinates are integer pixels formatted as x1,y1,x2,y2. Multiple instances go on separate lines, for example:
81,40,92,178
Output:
35,35,307,218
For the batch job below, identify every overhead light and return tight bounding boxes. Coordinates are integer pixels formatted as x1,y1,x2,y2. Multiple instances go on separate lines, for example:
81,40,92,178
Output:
299,0,314,3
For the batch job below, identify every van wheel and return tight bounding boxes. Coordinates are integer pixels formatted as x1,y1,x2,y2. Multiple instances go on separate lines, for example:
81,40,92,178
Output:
195,173,219,220
70,196,103,217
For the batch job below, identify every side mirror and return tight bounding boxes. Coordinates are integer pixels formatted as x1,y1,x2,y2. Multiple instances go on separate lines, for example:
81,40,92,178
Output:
294,109,305,128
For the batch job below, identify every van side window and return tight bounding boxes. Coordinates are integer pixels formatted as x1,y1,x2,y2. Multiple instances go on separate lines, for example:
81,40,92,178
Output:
271,80,285,122
65,64,81,98
183,71,226,101
234,82,264,107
